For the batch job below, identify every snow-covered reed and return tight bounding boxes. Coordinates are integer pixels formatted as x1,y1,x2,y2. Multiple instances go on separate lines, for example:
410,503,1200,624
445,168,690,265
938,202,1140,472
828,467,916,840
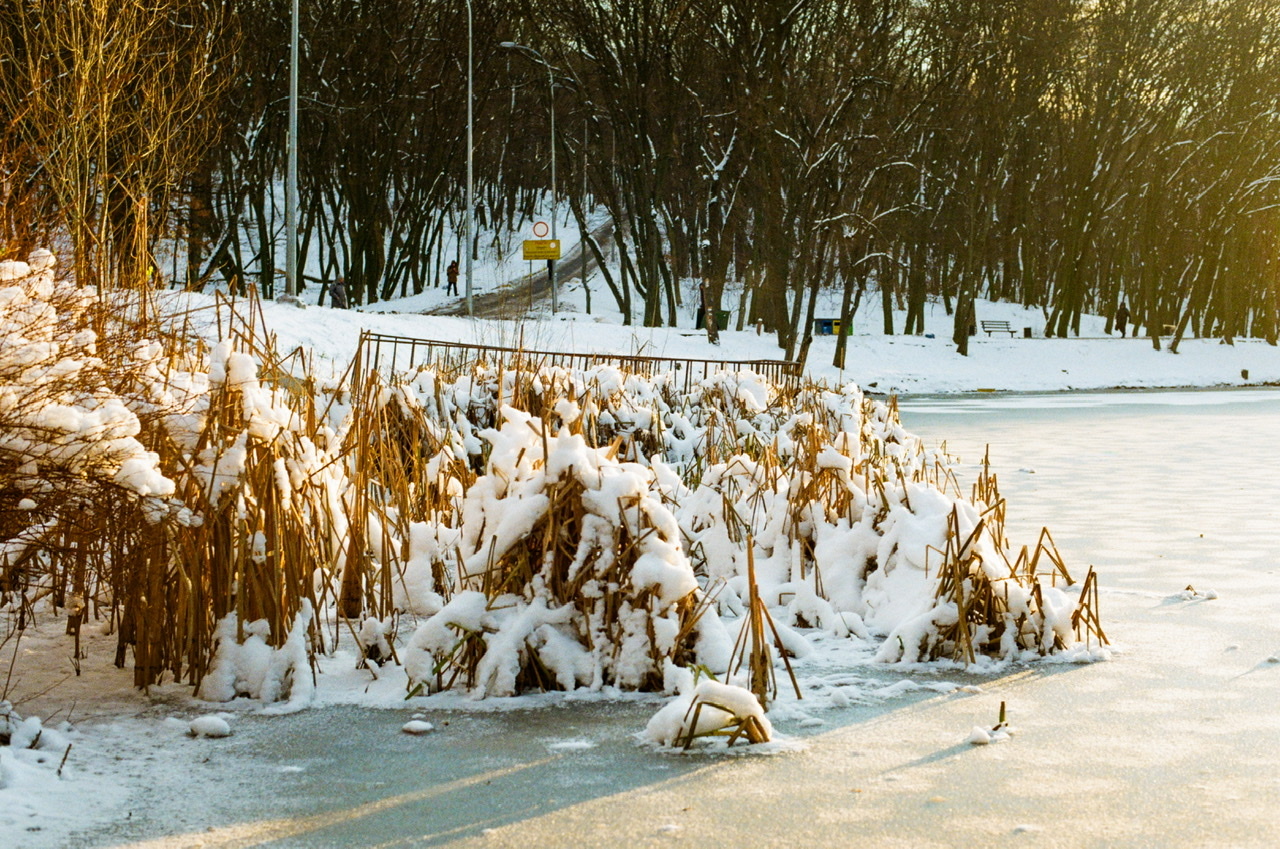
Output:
0,270,1105,713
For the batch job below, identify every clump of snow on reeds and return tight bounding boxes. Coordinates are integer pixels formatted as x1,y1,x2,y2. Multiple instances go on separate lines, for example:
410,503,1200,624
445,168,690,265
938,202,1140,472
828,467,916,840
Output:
642,666,772,748
0,251,175,508
401,404,712,697
199,600,314,712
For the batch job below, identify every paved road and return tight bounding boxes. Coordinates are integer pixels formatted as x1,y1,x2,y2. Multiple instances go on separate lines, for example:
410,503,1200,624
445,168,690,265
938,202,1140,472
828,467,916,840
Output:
432,222,614,319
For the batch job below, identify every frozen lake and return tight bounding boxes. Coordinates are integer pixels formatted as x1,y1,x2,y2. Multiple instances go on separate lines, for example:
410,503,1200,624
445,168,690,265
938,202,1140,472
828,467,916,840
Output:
66,388,1280,848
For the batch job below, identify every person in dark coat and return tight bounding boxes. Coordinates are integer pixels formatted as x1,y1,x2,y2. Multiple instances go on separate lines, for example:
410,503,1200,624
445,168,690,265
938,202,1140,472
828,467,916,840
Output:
1115,302,1130,337
329,276,347,309
446,260,459,296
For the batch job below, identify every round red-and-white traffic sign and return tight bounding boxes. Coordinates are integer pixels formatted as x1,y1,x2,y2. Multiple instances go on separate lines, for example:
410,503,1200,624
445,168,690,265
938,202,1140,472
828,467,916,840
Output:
532,221,550,238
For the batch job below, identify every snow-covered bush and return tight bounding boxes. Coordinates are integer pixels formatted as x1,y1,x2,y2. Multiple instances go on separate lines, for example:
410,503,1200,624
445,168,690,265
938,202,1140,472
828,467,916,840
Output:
0,252,176,528
0,252,191,672
0,269,346,698
375,359,1105,684
402,405,719,697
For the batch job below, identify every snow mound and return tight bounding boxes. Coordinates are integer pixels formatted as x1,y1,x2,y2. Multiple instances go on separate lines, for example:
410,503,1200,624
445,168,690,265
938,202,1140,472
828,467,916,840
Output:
643,678,773,748
189,716,232,738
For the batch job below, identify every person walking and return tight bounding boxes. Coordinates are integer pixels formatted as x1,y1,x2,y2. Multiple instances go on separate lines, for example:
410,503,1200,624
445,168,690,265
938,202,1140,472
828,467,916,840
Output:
1115,301,1130,337
446,259,459,296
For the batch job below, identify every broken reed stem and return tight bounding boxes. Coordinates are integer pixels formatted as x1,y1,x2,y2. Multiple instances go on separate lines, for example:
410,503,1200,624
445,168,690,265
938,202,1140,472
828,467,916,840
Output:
679,698,771,749
728,537,776,708
56,743,72,777
1071,567,1109,647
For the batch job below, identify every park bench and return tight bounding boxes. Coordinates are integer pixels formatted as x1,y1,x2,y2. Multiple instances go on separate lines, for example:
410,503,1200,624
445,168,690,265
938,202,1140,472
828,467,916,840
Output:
980,320,1018,337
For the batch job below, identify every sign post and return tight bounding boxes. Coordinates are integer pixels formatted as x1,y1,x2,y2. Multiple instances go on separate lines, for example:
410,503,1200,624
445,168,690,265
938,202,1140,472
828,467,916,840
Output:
523,221,560,311
522,240,561,261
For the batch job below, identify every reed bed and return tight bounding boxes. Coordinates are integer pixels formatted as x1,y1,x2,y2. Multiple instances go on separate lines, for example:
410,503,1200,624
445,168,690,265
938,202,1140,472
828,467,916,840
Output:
0,272,1106,706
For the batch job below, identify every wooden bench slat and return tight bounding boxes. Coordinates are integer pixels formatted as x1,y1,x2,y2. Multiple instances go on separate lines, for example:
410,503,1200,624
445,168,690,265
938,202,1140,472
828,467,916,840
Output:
980,320,1018,337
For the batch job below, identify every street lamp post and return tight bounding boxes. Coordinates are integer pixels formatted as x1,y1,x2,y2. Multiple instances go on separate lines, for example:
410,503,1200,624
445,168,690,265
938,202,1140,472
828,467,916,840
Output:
500,41,557,314
283,0,299,301
464,0,474,315
582,114,590,314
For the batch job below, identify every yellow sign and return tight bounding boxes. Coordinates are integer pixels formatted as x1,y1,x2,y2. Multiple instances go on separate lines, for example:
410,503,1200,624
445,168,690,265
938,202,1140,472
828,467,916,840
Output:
523,239,561,260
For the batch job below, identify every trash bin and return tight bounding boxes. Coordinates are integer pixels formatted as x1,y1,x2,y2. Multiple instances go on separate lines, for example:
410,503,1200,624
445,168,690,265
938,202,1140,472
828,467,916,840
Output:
697,309,732,330
1023,326,1032,338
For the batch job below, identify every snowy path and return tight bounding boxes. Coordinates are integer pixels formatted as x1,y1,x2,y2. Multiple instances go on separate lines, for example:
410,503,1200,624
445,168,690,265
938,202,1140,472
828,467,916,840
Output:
429,222,613,320
39,387,1280,849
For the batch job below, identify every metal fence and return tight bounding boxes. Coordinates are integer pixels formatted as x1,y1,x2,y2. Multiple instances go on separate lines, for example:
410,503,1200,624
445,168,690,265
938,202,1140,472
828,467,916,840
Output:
356,331,802,391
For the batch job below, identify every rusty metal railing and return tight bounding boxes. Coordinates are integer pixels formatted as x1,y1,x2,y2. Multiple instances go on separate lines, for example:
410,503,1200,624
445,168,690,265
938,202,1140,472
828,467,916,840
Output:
356,331,802,391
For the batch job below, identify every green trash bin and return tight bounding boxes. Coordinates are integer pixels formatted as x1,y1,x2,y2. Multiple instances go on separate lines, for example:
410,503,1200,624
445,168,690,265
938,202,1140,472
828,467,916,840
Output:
699,309,732,331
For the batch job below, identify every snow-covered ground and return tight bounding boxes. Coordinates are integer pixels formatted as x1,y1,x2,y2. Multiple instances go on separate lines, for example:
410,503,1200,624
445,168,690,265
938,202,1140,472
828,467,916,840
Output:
210,273,1280,396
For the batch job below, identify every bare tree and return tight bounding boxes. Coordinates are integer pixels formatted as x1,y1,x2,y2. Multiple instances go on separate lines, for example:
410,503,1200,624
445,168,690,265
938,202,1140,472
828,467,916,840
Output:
0,1,234,294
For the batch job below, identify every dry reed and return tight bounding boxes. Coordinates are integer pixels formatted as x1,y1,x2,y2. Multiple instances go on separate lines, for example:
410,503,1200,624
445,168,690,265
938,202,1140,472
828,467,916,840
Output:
0,280,1107,701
